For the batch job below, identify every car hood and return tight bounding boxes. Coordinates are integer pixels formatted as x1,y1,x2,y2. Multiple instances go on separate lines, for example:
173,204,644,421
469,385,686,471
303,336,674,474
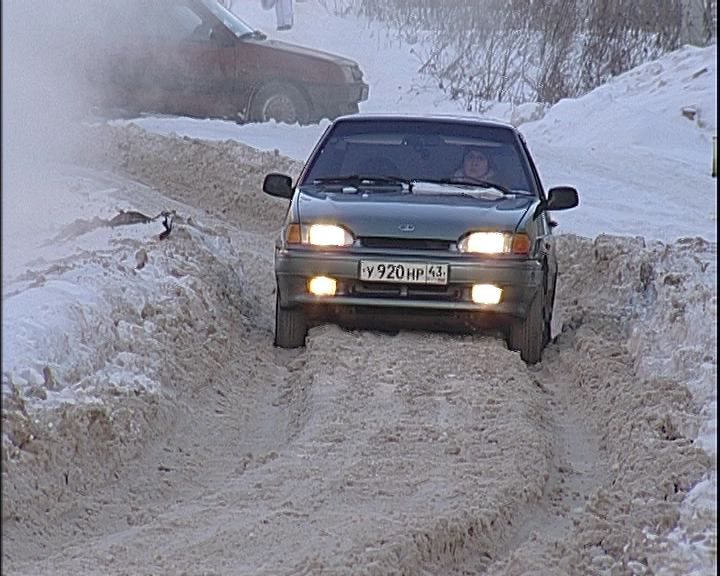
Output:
248,37,359,67
296,190,535,239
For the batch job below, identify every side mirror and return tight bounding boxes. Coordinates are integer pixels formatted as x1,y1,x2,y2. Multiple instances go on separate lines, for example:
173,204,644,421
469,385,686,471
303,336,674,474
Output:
263,173,293,199
546,186,579,210
533,186,578,219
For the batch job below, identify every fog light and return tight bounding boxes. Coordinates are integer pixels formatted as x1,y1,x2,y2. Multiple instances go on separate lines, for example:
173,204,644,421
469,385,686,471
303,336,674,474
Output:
471,284,502,304
308,276,337,296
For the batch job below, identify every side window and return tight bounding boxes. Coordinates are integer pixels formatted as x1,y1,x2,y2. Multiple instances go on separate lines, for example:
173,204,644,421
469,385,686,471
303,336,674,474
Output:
517,138,545,199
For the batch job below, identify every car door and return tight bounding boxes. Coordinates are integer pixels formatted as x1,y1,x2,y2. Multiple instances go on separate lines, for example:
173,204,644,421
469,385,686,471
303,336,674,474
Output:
518,135,558,293
139,2,238,118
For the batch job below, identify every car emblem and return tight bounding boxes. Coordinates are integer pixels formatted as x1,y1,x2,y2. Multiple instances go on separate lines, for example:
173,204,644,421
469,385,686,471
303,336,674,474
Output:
398,224,415,232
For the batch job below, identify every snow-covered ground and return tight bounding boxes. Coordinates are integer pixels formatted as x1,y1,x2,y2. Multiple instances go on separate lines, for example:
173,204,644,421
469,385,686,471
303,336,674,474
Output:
2,1,716,574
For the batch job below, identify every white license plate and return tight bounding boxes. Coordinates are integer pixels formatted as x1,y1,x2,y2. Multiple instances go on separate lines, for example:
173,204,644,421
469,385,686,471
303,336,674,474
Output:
359,261,448,285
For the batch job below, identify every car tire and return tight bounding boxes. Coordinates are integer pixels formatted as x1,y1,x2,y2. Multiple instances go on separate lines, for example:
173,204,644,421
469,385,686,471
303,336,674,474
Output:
542,271,557,347
250,82,311,125
508,288,545,365
274,290,308,348
542,303,552,348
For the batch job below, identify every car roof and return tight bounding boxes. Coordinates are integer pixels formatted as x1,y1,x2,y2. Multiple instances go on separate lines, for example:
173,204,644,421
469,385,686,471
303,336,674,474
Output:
332,112,517,132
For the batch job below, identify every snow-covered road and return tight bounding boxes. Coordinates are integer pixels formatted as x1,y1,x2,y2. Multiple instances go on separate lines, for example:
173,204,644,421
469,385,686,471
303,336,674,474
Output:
3,126,715,575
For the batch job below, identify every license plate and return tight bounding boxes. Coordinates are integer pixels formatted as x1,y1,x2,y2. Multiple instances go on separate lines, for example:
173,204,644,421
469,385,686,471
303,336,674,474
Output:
359,261,448,285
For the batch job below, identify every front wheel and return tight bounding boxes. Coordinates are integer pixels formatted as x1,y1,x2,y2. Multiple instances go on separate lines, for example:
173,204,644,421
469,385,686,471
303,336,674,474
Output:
508,289,545,365
274,291,307,348
250,82,311,125
542,271,557,347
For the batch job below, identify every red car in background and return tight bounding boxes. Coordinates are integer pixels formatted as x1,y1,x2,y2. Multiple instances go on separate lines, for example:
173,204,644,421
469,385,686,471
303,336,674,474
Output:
90,0,368,125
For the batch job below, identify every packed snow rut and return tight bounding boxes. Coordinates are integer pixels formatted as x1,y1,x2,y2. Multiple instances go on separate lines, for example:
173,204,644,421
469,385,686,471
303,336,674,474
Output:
2,126,715,575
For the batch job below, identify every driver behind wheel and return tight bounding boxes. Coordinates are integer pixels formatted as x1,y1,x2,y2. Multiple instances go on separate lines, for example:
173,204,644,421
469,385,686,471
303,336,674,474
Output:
453,146,496,183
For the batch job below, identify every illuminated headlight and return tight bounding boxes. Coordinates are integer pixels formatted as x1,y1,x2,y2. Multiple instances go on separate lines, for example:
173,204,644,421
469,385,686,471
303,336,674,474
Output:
471,284,503,305
458,232,530,255
285,223,354,247
460,232,508,253
308,276,337,296
309,224,353,246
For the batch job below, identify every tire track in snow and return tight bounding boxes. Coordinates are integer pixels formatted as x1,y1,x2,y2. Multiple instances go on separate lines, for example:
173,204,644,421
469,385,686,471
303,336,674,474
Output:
4,125,713,575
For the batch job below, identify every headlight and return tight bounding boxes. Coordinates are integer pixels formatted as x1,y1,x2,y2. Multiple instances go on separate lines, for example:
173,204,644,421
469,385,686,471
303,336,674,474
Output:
285,223,355,247
309,224,353,246
460,232,508,253
458,232,530,255
340,64,362,83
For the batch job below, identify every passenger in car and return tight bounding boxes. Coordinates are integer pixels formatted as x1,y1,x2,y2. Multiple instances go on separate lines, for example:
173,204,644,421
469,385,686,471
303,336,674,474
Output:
453,147,496,183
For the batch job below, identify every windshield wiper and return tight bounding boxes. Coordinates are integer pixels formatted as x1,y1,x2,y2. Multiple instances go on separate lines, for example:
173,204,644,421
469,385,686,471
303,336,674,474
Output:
312,175,413,191
310,176,531,198
238,30,266,41
413,177,516,196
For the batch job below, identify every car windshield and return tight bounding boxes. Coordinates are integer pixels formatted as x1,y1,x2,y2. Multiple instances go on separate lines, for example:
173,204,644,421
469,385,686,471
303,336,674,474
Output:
301,119,537,196
200,0,255,37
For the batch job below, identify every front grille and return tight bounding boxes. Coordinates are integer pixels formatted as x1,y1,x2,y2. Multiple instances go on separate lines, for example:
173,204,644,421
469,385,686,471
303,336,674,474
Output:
359,237,452,251
351,281,464,301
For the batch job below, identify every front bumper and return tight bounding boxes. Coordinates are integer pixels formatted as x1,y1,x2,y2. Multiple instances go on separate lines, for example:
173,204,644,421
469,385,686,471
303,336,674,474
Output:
275,248,543,323
305,81,369,117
